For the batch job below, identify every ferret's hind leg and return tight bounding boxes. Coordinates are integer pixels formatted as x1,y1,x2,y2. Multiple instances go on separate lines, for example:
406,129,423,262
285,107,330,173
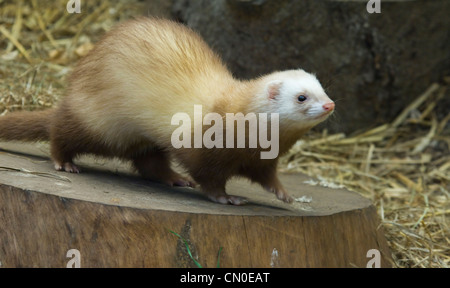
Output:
195,179,248,205
48,104,84,173
50,138,80,173
207,190,248,206
54,161,80,173
133,150,196,188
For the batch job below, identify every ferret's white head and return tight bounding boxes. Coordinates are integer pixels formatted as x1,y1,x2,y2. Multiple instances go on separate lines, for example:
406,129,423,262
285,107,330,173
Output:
261,69,334,129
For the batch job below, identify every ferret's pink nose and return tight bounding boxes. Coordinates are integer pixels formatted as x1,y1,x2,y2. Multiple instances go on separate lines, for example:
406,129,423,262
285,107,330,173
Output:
323,102,335,112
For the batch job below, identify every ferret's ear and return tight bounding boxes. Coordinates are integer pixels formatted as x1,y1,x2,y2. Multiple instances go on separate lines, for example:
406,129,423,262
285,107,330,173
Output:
266,80,282,100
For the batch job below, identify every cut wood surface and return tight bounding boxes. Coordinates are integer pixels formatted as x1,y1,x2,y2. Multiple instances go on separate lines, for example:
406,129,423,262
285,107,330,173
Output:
0,142,392,267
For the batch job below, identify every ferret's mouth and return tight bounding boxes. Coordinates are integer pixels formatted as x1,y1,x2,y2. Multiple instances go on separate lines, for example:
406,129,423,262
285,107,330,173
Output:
315,110,333,120
307,102,335,121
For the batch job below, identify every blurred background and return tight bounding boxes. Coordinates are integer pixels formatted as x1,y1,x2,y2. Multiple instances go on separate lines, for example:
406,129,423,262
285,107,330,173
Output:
0,0,448,267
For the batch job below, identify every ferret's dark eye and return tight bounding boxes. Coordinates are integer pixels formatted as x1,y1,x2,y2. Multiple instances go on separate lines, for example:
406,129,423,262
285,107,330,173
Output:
297,95,307,102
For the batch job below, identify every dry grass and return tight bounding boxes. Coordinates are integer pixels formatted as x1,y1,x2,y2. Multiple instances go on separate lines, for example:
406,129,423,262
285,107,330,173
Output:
0,0,144,113
0,0,448,268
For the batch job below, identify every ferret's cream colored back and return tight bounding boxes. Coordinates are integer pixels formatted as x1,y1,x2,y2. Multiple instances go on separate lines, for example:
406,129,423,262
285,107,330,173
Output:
67,18,235,151
0,17,335,205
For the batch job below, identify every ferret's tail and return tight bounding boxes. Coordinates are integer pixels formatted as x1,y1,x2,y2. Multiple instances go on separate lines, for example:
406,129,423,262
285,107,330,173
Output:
0,109,53,141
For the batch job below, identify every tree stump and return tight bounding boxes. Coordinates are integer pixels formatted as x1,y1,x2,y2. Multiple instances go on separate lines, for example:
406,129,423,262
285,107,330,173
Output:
0,142,391,267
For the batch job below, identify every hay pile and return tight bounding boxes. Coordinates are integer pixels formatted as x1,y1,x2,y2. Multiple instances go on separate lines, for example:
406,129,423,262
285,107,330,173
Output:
0,0,145,113
1,0,448,267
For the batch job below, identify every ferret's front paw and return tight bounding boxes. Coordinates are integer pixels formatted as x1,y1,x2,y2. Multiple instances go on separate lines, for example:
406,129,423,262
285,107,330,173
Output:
171,178,196,188
208,194,248,205
54,162,80,173
278,192,294,203
265,186,293,203
167,173,196,188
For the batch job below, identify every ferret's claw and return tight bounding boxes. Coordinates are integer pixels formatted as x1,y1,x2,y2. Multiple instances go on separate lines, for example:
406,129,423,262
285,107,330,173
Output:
54,162,80,173
227,195,248,205
277,192,294,203
208,194,248,206
171,177,197,188
265,186,293,203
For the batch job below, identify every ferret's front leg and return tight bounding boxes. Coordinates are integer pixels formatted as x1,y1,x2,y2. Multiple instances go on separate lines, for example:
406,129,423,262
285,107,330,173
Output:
262,178,293,203
245,165,294,203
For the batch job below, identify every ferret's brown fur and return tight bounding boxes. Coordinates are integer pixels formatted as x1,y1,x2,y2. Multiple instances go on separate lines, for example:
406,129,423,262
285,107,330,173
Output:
0,18,334,205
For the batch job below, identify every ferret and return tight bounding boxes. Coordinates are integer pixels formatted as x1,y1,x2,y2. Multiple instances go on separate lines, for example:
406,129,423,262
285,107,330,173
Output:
0,18,334,205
